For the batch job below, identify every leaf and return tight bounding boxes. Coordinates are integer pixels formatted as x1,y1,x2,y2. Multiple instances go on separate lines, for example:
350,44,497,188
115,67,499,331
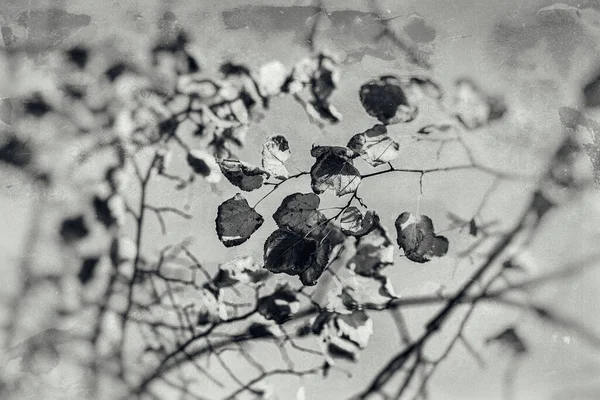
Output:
0,135,32,167
273,192,327,237
218,159,268,191
347,124,400,166
339,207,379,237
485,327,527,355
59,215,89,243
65,46,88,69
212,256,270,288
262,135,291,179
359,76,417,125
187,150,222,183
216,194,264,247
310,145,361,196
263,228,331,286
93,194,125,228
24,94,52,117
453,79,506,129
583,73,600,108
469,218,478,237
395,212,449,263
78,256,100,285
258,283,300,324
312,310,373,361
347,224,395,276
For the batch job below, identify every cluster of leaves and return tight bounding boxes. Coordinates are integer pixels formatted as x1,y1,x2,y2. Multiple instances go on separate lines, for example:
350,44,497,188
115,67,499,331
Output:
8,16,571,399
211,69,509,364
214,70,502,286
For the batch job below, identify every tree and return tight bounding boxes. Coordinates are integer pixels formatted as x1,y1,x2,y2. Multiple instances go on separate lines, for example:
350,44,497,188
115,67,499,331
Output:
1,5,600,400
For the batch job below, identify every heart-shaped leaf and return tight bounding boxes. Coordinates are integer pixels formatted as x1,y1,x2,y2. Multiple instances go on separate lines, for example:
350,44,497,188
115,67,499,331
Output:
263,228,331,286
218,159,268,191
339,207,379,237
216,194,264,247
395,212,449,263
347,124,400,166
359,76,417,125
273,192,327,237
262,135,291,179
310,145,361,196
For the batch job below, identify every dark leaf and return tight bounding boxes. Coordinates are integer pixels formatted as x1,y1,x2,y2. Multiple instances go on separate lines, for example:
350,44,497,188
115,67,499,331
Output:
0,135,32,167
257,283,299,324
24,94,51,117
220,62,251,77
59,215,89,243
310,145,361,196
247,322,276,338
261,135,291,179
359,76,417,124
105,63,127,82
263,228,331,285
218,159,268,191
78,256,100,285
216,194,264,247
469,218,478,236
273,192,327,237
583,73,600,108
186,150,221,183
65,46,88,69
395,212,449,263
93,195,124,228
347,124,399,166
339,207,379,237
